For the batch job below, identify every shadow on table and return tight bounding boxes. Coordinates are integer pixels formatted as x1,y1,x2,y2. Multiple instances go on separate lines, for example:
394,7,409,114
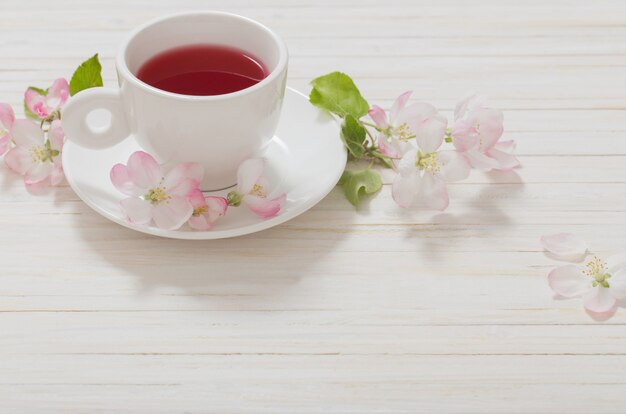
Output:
401,169,526,263
72,201,352,304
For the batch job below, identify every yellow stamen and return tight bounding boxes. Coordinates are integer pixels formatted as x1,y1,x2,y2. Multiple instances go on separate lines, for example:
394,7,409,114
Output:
476,122,484,147
416,152,441,174
146,186,171,205
583,256,612,288
31,146,47,163
193,206,207,216
393,123,415,141
250,184,265,197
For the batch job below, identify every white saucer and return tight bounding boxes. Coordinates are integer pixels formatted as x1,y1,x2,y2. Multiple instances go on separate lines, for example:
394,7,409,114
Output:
63,87,346,239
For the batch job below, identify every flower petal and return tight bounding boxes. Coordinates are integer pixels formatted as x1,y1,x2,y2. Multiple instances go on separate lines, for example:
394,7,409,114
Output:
187,188,207,209
120,197,152,225
390,91,412,124
438,150,470,182
163,162,203,196
392,167,420,209
451,120,479,152
472,107,504,150
126,151,162,190
24,88,47,118
0,102,15,131
583,286,616,313
607,254,626,274
151,195,193,230
237,158,264,194
46,78,69,110
368,105,388,128
608,269,626,300
454,92,479,121
463,148,500,170
377,133,399,159
487,147,520,171
188,214,212,231
48,120,64,151
243,193,285,218
547,265,589,297
419,173,449,211
11,119,43,147
541,233,588,261
396,103,445,153
493,139,516,153
414,113,447,154
396,102,435,127
396,148,418,176
0,135,11,156
205,196,228,221
110,163,145,197
4,146,32,175
49,163,64,186
25,161,54,185
187,194,228,230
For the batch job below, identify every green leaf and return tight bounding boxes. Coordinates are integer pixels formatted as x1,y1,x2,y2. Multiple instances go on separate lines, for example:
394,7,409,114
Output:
23,86,48,119
309,72,369,119
340,115,367,158
27,86,48,95
338,168,382,207
69,53,103,96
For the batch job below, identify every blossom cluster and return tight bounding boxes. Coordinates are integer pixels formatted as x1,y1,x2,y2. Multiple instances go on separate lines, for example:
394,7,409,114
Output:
542,233,626,315
1,79,69,190
110,152,285,230
369,92,519,211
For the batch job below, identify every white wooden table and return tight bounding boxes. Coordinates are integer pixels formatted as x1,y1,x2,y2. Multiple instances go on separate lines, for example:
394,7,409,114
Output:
2,1,626,412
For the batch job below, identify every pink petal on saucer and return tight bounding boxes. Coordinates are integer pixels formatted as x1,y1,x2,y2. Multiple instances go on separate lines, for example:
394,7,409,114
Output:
237,158,265,195
151,195,193,230
110,163,144,197
188,214,212,231
163,162,203,197
243,193,285,218
120,197,152,225
126,151,162,190
205,196,228,221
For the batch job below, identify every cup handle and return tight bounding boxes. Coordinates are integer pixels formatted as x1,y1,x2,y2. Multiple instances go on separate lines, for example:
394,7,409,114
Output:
62,88,130,149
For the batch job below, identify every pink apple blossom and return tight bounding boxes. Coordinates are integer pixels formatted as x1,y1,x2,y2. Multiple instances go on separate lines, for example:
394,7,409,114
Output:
24,78,69,119
4,119,65,188
549,255,626,314
368,91,447,159
0,103,15,155
451,93,519,171
110,151,203,230
229,158,286,218
187,189,228,231
392,144,470,211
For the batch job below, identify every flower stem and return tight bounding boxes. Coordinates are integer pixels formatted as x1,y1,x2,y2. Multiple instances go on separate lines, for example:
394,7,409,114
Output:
360,120,382,130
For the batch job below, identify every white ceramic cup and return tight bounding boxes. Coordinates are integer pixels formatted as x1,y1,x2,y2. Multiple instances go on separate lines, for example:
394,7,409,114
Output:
62,11,288,190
